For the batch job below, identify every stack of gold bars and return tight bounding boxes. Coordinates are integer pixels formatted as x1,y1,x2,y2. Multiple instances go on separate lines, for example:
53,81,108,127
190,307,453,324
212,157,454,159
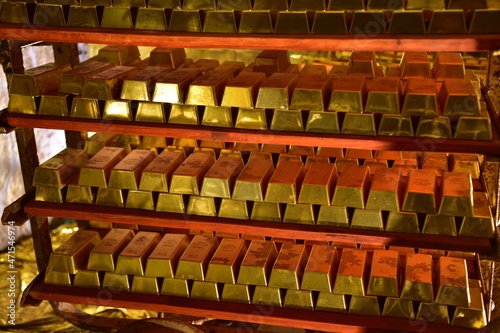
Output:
33,141,495,238
43,228,488,329
7,46,492,141
0,0,499,34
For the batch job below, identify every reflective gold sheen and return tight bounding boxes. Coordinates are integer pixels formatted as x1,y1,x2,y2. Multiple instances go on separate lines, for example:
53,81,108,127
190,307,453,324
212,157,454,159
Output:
238,240,277,286
333,248,367,296
175,235,219,280
88,228,135,272
115,231,160,276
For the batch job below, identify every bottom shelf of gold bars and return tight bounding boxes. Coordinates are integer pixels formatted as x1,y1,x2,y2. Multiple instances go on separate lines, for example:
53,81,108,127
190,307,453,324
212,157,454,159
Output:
37,228,488,330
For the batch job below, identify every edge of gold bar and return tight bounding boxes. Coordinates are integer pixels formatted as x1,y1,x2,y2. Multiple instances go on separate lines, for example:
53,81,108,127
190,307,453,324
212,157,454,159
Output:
88,228,135,271
332,165,371,208
402,169,438,214
170,153,215,195
115,231,161,276
382,297,415,319
175,235,219,280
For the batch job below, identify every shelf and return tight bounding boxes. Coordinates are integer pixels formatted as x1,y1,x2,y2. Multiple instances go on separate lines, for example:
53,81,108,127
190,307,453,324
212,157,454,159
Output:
27,279,476,333
24,200,494,253
1,23,500,52
5,113,500,154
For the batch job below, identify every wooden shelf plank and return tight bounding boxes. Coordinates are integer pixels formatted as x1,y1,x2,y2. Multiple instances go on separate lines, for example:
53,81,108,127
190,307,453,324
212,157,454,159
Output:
5,113,500,154
24,200,494,253
1,23,500,52
28,280,476,333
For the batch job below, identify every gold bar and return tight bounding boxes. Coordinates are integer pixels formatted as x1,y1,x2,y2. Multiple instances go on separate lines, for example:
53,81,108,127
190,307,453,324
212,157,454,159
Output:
152,68,201,103
221,284,252,304
144,233,189,278
268,243,307,290
135,8,167,30
96,45,140,66
328,75,367,113
135,102,166,123
206,238,247,284
82,66,138,100
328,0,364,9
89,221,113,229
365,77,401,114
417,303,449,324
298,162,337,205
183,0,215,9
160,278,190,297
125,190,155,210
366,168,402,211
218,0,251,9
69,97,102,119
73,270,101,289
131,276,159,295
221,72,266,108
78,147,126,188
382,298,415,319
149,48,186,68
186,70,234,106
191,281,220,301
436,256,470,307
428,9,467,34
347,52,377,77
201,106,234,128
102,272,130,292
332,165,371,209
7,94,39,114
253,50,291,76
139,150,184,192
251,202,282,222
432,52,465,81
312,11,347,34
213,61,245,77
255,73,298,110
290,75,331,111
439,172,473,217
416,116,452,139
38,92,73,117
234,108,268,130
301,245,338,292
67,6,100,28
219,199,250,219
0,1,32,24
305,111,339,134
100,7,135,29
454,110,492,141
175,235,219,280
102,99,132,121
48,229,101,274
333,248,367,296
170,153,215,195
270,109,304,132
33,148,87,189
439,79,480,117
239,10,275,33
265,161,305,204
167,104,198,125
367,249,400,297
317,206,349,227
121,66,171,101
115,231,160,276
460,192,495,238
252,286,283,307
88,228,134,272
388,10,426,34
59,62,113,95
349,295,381,316
470,9,500,34
401,78,438,117
341,113,377,136
316,292,347,313
400,52,431,79
400,253,434,302
351,209,384,231
189,59,220,73
35,186,65,203
283,203,314,225
367,0,403,9
108,149,156,190
386,211,420,234
156,193,186,213
203,10,236,33
169,9,202,32
238,240,277,286
448,0,487,9
44,268,72,287
201,156,244,198
65,180,95,204
422,214,457,236
283,290,314,310
451,279,487,329
187,195,218,216
407,0,445,9
10,63,71,96
402,169,438,214
350,11,386,34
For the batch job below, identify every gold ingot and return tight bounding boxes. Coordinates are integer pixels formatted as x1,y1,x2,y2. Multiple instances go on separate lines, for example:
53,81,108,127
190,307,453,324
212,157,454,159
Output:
388,10,425,34
135,102,166,123
0,1,32,24
333,248,367,296
335,158,358,173
256,73,299,110
10,63,71,97
59,62,113,95
239,10,274,33
206,238,247,284
386,212,420,233
270,109,304,132
305,111,340,134
470,9,500,33
221,284,251,304
298,162,337,205
131,276,159,295
65,180,95,204
299,65,327,77
290,75,331,111
201,156,244,198
416,116,452,139
170,153,214,195
82,66,138,100
440,79,480,117
283,290,314,310
67,5,100,27
283,204,315,225
328,75,367,113
139,150,185,192
452,279,487,329
253,50,291,76
351,209,384,231
38,92,73,117
160,278,190,297
113,0,145,7
73,270,101,289
268,243,307,290
344,149,371,159
277,154,301,166
435,256,470,307
367,0,403,9
402,79,438,117
214,61,245,76
366,168,402,211
422,157,448,175
252,286,282,307
186,70,234,106
149,48,186,68
346,51,377,77
7,94,39,114
88,228,135,272
382,298,414,319
418,248,446,259
125,190,155,210
218,0,251,9
332,165,371,209
317,206,349,227
183,0,214,9
416,303,449,324
108,149,156,190
44,267,72,287
156,193,186,213
203,10,236,32
134,8,167,30
439,172,473,217
48,229,101,274
251,202,282,222
35,185,64,202
265,161,305,204
169,9,202,32
152,68,201,103
187,196,218,216
400,253,433,302
103,100,133,121
365,77,401,114
101,6,135,29
315,292,347,313
402,169,437,214
102,272,130,292
448,0,487,9
454,113,492,141
422,214,457,236
89,221,113,229
201,106,234,127
115,231,160,276
221,72,266,108
432,52,465,81
175,235,219,280
460,192,495,238
121,66,171,101
367,250,399,297
190,281,220,301
311,11,347,34
145,233,189,278
301,245,338,292
81,0,111,6
70,97,102,119
167,104,198,125
428,9,467,34
33,148,87,189
407,0,444,9
235,108,268,130
349,295,381,316
33,3,66,26
238,240,277,286
341,113,376,136
274,11,310,34
400,52,431,79
315,147,343,157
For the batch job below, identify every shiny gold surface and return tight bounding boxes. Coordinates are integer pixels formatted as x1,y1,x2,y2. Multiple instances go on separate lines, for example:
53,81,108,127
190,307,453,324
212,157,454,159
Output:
60,62,113,95
100,7,135,29
102,100,132,121
44,267,72,287
416,116,452,139
282,203,314,225
252,286,282,307
234,108,268,130
186,70,234,106
346,51,377,77
152,67,201,103
298,162,337,205
149,48,186,68
388,10,426,34
460,192,495,238
402,78,438,116
156,193,186,213
341,113,377,136
169,9,203,32
191,281,220,301
433,52,465,81
451,279,487,329
365,77,401,114
402,169,437,214
73,270,101,289
121,66,171,101
138,150,184,192
416,302,449,324
239,10,274,33
108,149,156,190
366,168,402,211
407,0,445,9
175,235,219,280
440,78,480,117
422,214,457,236
382,298,415,319
428,9,467,34
333,248,367,296
69,97,102,119
454,108,493,141
400,253,434,302
135,8,167,30
271,109,304,132
206,238,247,284
186,195,218,216
203,10,237,33
255,73,298,109
311,11,347,34
201,106,234,127
268,243,307,290
88,228,134,272
439,172,473,217
221,284,252,304
7,94,39,114
470,9,500,34
0,1,31,24
168,104,199,125
317,205,349,227
436,256,470,307
82,66,138,100
200,156,244,198
131,276,159,295
332,165,370,208
144,233,189,278
35,186,65,203
328,75,367,113
217,0,251,10
38,92,73,117
290,75,331,111
33,148,87,189
400,52,431,79
301,245,338,292
10,63,71,97
315,292,347,313
349,295,381,316
160,278,190,297
351,208,384,231
78,147,126,188
65,180,95,204
102,271,130,292
253,50,291,76
170,153,215,195
134,102,165,123
304,111,339,134
385,211,420,234
115,231,160,276
221,72,266,108
265,161,305,204
283,290,314,310
367,250,399,297
125,190,154,210
67,6,99,28
238,240,277,286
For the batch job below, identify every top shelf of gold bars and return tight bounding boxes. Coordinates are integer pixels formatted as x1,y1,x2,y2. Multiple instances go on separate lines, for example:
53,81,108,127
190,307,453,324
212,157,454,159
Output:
2,0,500,51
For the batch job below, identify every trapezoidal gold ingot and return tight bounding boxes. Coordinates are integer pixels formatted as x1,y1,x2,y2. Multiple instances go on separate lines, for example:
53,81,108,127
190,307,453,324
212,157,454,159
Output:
44,267,72,287
145,233,189,278
239,10,275,33
115,231,160,276
221,284,252,304
349,295,381,316
268,243,307,290
331,164,371,208
305,110,340,134
201,156,244,198
453,102,492,141
237,240,277,286
367,0,403,9
121,66,171,101
82,65,138,100
402,169,438,214
290,74,332,111
38,92,73,117
73,269,101,289
33,148,87,189
168,9,202,32
160,278,190,297
253,50,291,76
448,0,487,9
407,0,445,9
102,99,133,121
183,0,215,9
135,102,167,123
341,113,377,136
131,276,159,295
470,9,500,34
36,188,64,203
100,7,135,29
283,203,315,225
234,108,268,130
175,235,219,280
139,150,185,192
217,0,251,9
65,180,95,204
439,78,480,117
201,106,234,127
400,52,431,79
78,147,126,188
385,211,420,234
435,256,470,307
221,72,266,108
102,272,130,292
311,11,348,34
185,70,234,106
149,47,186,68
416,116,452,139
298,162,337,205
255,73,299,109
186,195,218,216
88,228,135,272
328,0,364,9
283,290,314,310
328,75,367,113
422,214,457,236
191,281,221,301
203,10,237,33
59,61,113,95
382,297,415,319
125,190,155,210
0,1,32,24
438,171,473,217
351,208,384,231
333,248,367,296
252,286,283,307
416,302,449,324
48,229,101,274
367,249,400,297
366,167,402,211
66,5,101,28
206,238,247,284
97,45,140,65
460,192,495,238
265,160,305,204
365,76,402,114
7,94,39,114
316,292,347,313
170,153,215,195
157,194,186,213
250,202,283,222
270,109,304,132
135,8,167,31
213,61,245,77
400,253,434,302
428,9,467,34
401,78,438,117
152,67,201,103
168,104,199,125
451,279,487,329
387,10,426,34
301,245,338,292
346,51,377,77
69,97,102,119
317,205,349,227
432,52,465,81
108,149,156,190
10,63,71,97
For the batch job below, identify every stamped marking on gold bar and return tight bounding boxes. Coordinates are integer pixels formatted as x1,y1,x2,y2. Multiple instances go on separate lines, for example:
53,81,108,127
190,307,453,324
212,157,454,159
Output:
301,245,338,292
201,156,244,198
175,235,219,280
59,62,114,95
88,228,135,272
152,67,202,103
400,253,433,302
333,248,367,296
367,250,400,297
206,238,247,284
436,256,470,307
145,233,189,278
170,153,215,195
33,148,88,189
268,243,308,290
115,231,161,276
238,240,278,286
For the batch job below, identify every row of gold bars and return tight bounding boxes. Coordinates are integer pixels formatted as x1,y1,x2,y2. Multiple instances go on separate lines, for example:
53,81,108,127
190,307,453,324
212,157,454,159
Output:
1,1,500,35
32,145,495,237
44,228,487,329
7,47,492,140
